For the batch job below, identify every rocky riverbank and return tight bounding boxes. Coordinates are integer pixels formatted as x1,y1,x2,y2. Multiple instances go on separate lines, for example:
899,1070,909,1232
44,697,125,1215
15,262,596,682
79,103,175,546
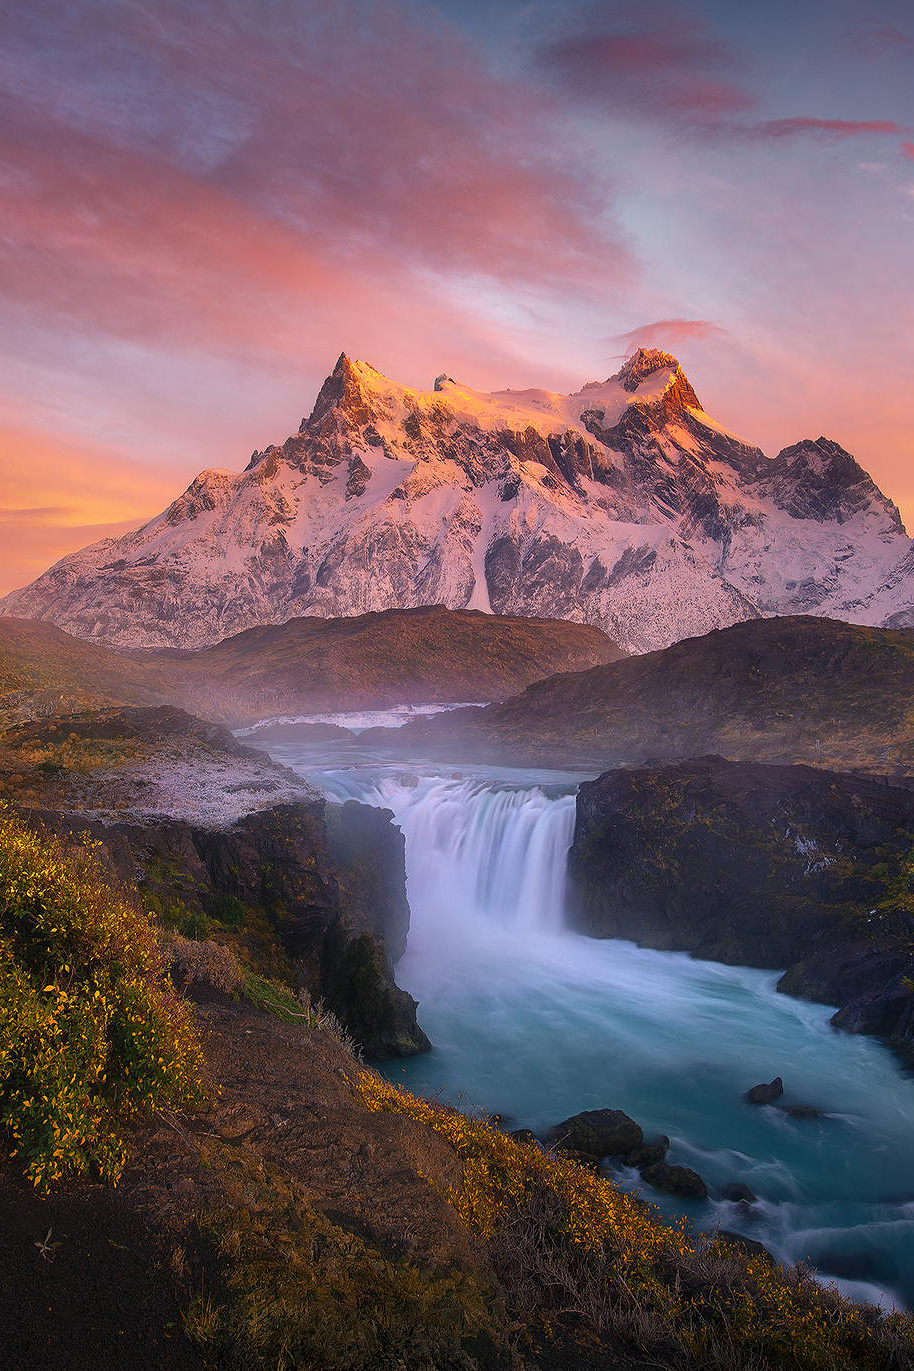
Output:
567,755,914,1054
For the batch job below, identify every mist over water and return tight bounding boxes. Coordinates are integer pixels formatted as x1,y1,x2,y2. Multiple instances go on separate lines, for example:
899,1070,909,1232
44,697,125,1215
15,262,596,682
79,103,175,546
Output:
262,722,914,1312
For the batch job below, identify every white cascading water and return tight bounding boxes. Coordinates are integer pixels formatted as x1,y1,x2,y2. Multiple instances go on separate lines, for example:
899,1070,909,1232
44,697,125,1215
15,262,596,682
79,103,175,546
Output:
319,771,576,940
258,731,914,1314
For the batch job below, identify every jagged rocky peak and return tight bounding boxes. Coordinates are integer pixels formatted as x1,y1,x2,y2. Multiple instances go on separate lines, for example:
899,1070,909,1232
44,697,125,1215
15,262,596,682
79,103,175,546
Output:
610,347,701,412
615,347,681,390
1,345,912,652
302,352,391,431
762,437,905,529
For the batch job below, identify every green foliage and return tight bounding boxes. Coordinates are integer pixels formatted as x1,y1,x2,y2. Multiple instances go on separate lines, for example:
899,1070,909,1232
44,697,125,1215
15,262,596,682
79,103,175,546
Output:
0,806,207,1188
210,893,246,929
240,971,303,1023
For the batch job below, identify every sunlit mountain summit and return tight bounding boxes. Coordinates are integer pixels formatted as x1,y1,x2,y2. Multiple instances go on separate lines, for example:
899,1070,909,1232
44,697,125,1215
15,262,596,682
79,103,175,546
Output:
3,348,911,650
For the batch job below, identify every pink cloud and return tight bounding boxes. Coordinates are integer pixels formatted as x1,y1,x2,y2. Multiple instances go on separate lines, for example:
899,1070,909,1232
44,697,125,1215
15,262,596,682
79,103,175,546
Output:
535,28,755,124
751,117,909,141
534,13,907,147
838,20,912,56
0,1,630,306
0,0,641,585
902,141,914,159
606,319,728,356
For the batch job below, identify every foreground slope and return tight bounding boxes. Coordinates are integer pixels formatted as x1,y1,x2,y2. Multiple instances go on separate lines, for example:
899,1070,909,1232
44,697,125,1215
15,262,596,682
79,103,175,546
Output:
3,350,912,650
380,617,914,773
3,809,912,1370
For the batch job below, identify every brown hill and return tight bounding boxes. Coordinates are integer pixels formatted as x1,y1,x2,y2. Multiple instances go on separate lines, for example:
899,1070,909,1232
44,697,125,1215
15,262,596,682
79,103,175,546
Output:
161,605,624,723
377,616,914,775
0,608,624,729
0,616,169,723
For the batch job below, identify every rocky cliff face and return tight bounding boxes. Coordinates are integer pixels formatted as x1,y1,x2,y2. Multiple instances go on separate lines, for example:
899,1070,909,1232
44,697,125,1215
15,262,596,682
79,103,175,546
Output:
567,757,914,1051
4,704,428,1058
37,799,428,1060
2,349,911,651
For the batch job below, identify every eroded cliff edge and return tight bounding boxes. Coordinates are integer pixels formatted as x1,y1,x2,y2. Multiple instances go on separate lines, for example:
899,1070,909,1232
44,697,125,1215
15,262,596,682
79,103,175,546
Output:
3,704,428,1058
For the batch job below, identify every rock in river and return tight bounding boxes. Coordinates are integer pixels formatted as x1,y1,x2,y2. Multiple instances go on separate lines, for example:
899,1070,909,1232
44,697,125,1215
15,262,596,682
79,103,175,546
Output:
745,1077,784,1105
552,1109,643,1158
641,1162,708,1199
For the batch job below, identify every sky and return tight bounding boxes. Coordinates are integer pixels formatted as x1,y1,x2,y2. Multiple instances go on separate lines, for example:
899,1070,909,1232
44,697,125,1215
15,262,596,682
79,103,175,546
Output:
0,0,912,594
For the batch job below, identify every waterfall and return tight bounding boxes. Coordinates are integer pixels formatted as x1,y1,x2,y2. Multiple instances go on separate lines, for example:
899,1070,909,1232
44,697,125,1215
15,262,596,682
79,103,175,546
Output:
322,770,576,938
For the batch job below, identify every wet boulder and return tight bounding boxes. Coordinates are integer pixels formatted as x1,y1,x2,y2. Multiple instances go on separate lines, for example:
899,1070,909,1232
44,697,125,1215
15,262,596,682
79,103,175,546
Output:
624,1136,670,1170
716,1230,773,1261
508,1129,538,1147
552,1109,643,1158
745,1076,784,1105
780,1104,826,1119
721,1182,757,1204
641,1162,708,1199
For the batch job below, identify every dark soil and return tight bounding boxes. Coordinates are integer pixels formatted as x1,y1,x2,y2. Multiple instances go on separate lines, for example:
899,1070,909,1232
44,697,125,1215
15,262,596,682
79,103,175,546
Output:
0,1169,204,1371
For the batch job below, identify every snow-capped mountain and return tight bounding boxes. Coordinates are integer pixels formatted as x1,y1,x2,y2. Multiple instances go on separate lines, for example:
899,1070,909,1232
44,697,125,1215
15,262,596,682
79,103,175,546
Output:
3,349,912,651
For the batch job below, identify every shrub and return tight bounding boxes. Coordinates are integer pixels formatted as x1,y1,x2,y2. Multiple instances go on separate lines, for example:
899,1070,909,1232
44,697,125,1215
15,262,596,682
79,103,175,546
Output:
0,807,207,1188
238,971,359,1054
163,931,244,996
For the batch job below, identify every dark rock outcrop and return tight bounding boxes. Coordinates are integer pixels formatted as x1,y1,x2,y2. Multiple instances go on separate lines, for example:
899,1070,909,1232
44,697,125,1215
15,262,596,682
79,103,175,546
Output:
746,1078,784,1106
568,756,914,1053
624,1137,670,1170
721,1183,757,1204
641,1163,708,1199
35,798,428,1060
552,1109,643,1158
717,1231,772,1260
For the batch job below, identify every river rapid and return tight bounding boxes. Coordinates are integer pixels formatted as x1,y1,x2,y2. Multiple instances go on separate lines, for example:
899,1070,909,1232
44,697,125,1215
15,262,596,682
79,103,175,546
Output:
249,711,914,1311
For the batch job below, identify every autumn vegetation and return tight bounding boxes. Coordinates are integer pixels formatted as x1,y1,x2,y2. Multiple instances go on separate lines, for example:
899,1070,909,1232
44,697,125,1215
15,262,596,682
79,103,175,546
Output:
2,804,913,1368
0,807,206,1188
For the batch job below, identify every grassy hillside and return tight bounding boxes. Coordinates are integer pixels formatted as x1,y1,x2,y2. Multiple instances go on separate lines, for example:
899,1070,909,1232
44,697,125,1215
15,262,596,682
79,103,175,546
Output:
0,608,624,729
0,616,170,723
394,617,914,774
155,604,625,722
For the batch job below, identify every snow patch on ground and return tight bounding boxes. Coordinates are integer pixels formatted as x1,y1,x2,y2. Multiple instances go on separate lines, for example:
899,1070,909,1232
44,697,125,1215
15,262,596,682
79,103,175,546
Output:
61,751,321,829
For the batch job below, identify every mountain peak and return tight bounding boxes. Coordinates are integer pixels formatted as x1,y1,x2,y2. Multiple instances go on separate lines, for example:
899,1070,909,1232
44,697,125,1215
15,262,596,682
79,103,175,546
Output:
606,348,702,418
764,437,905,530
615,348,682,392
5,346,911,651
302,353,387,430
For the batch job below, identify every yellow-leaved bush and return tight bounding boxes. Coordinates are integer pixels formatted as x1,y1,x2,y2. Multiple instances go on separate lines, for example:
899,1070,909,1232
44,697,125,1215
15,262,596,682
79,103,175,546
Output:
0,807,207,1188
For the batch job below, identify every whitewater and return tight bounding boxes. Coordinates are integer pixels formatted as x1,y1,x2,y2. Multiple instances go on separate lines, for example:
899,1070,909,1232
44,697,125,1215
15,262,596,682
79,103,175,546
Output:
254,719,914,1313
